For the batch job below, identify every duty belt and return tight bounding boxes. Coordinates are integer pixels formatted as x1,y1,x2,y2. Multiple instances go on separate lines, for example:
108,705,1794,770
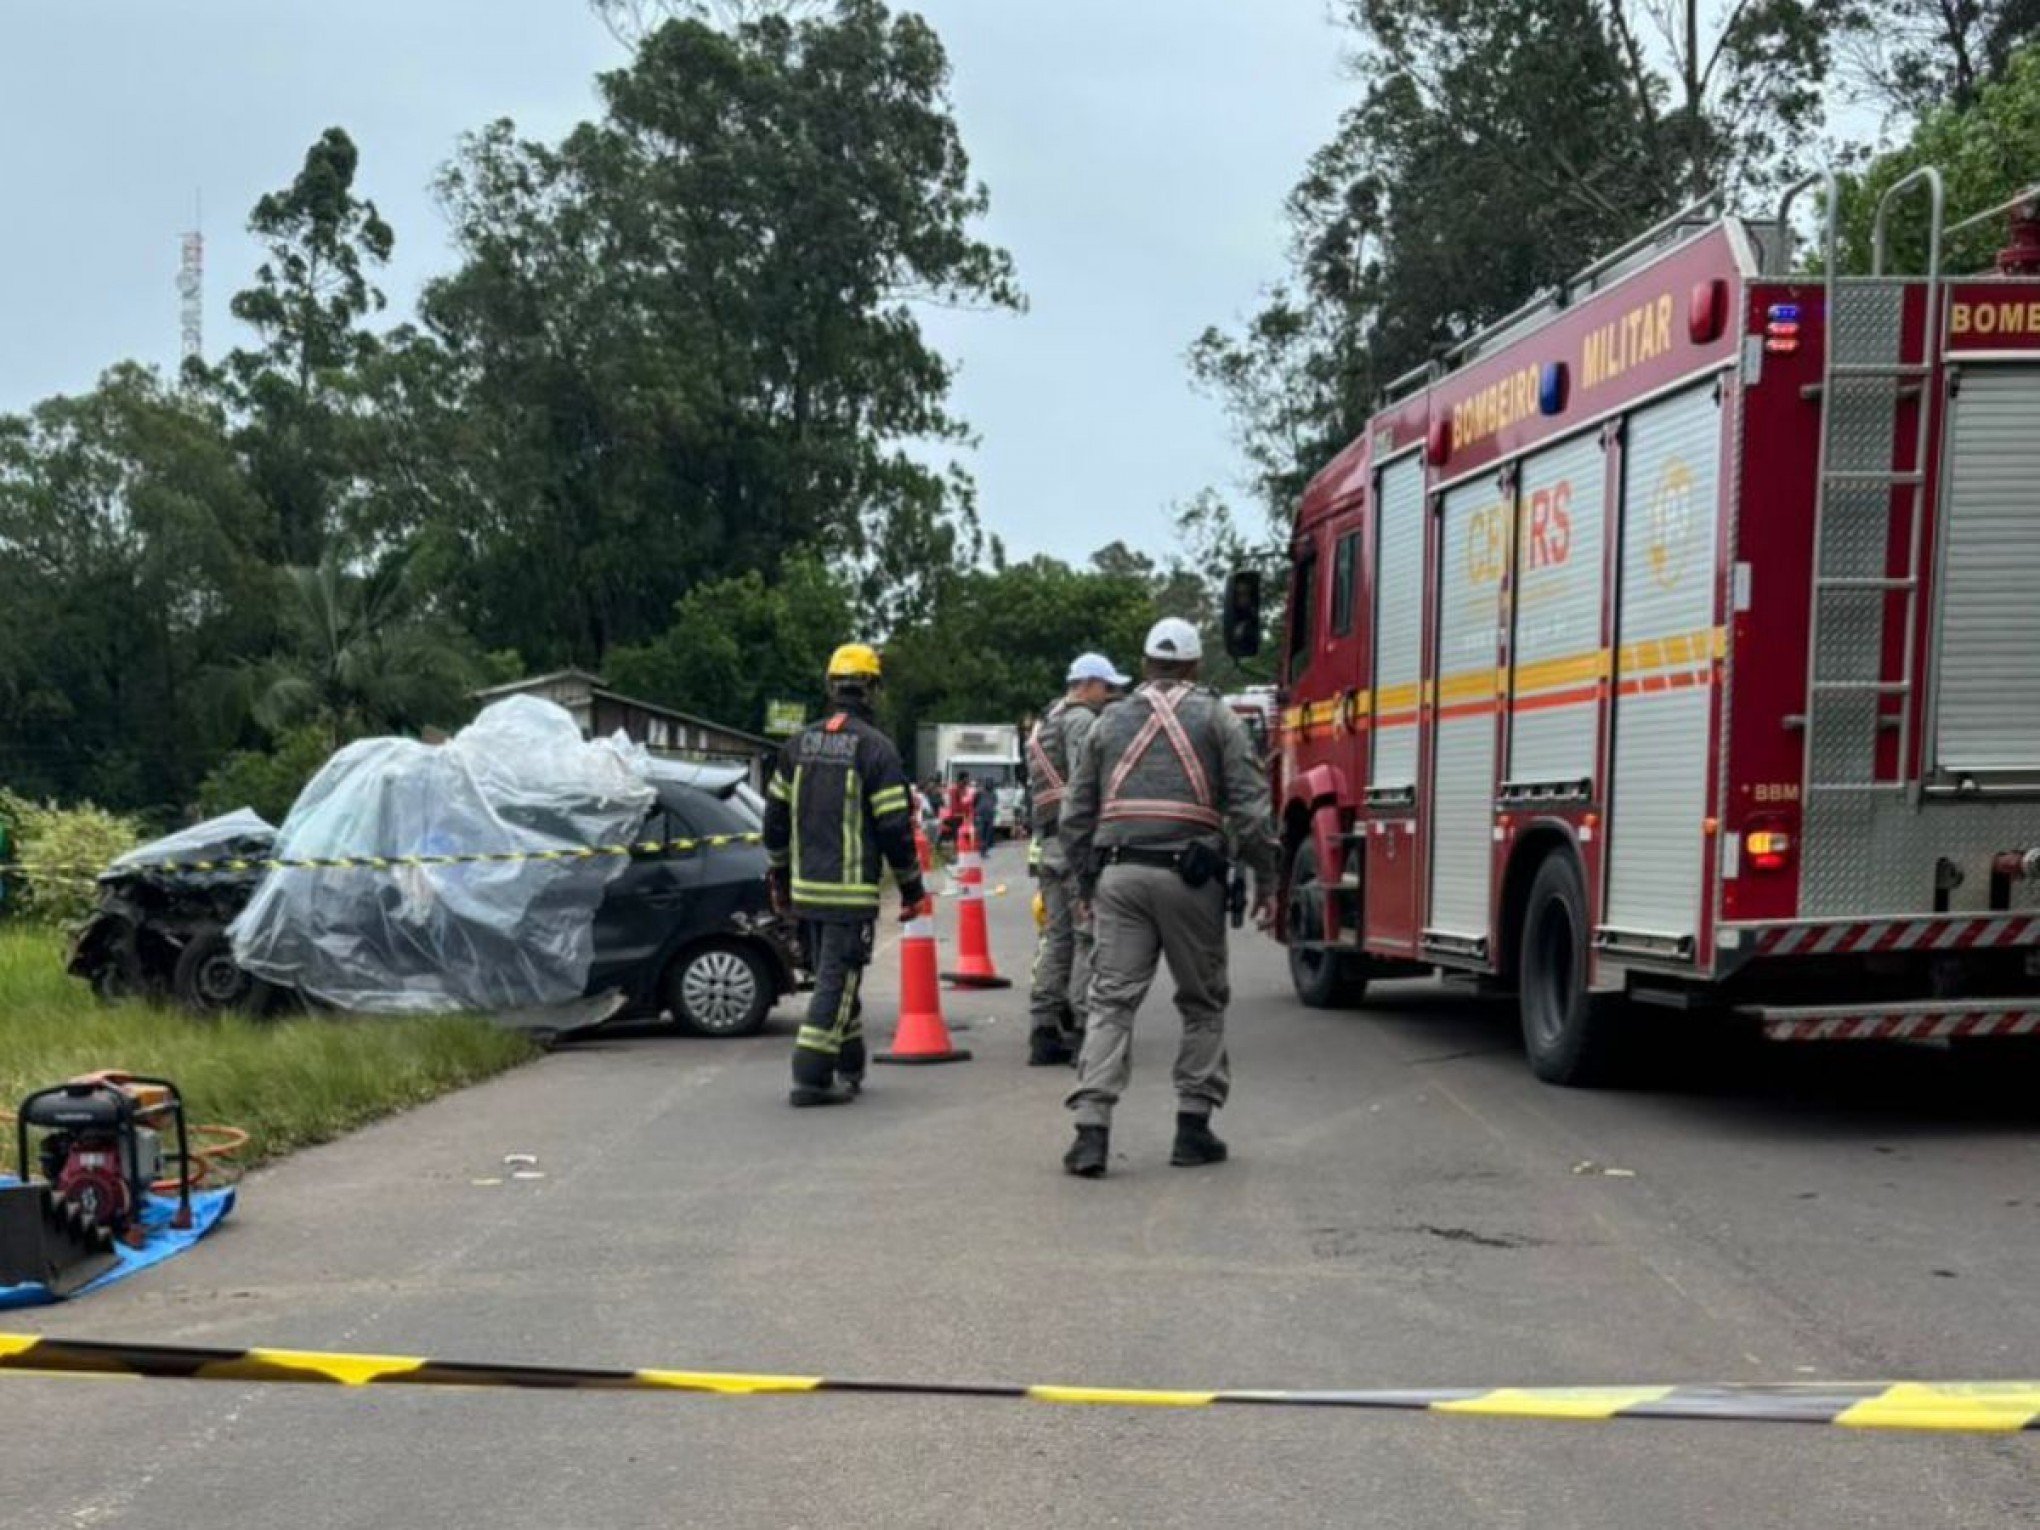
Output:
1099,844,1194,870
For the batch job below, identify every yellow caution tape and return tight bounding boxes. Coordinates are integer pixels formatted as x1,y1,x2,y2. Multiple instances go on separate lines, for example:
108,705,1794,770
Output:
0,834,764,883
2,1334,2036,1433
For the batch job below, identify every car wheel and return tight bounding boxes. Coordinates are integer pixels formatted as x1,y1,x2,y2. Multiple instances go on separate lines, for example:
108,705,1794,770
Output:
1286,838,1369,1008
172,926,258,1016
90,958,141,1006
1518,851,1624,1086
665,940,774,1037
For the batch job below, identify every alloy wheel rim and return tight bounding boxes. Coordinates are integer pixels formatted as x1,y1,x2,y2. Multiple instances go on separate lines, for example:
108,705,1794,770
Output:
682,950,758,1031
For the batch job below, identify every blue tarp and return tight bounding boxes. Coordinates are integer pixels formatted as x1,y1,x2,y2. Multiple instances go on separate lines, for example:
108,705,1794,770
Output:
0,1178,235,1308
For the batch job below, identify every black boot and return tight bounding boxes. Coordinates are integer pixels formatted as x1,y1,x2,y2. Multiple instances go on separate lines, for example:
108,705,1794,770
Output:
1170,1113,1228,1166
789,1081,856,1107
1029,1028,1075,1067
1063,1124,1109,1178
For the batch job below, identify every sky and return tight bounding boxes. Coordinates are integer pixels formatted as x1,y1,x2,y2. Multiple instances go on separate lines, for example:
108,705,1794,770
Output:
0,1,1354,565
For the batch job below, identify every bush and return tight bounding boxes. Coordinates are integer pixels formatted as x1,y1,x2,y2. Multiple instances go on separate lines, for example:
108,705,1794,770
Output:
197,724,334,824
0,789,143,924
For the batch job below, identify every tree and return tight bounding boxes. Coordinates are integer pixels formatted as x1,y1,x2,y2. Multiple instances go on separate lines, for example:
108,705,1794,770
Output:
1195,0,1678,531
1844,0,2040,116
1837,42,2040,274
228,548,479,749
419,1,1020,665
0,365,273,811
591,0,823,47
1193,0,1858,542
880,558,1157,750
604,552,856,731
212,128,395,565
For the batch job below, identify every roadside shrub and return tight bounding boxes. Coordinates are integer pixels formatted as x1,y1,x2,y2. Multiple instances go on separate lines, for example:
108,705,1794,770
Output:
198,724,333,824
0,789,142,924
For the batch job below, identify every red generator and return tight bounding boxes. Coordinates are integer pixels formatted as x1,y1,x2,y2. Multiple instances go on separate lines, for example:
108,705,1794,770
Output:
1226,168,2040,1082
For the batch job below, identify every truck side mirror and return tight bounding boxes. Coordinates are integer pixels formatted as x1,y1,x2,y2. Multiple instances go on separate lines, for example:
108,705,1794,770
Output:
1222,570,1263,659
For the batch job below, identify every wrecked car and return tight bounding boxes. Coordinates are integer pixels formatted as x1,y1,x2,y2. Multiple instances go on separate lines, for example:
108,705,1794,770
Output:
67,700,802,1036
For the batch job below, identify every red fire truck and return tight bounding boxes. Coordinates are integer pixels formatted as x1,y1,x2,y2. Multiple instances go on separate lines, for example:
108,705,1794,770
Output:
1223,169,2040,1083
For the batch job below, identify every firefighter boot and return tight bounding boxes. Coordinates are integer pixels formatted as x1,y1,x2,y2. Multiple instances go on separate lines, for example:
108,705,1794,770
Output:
790,1050,856,1108
789,1081,856,1107
1063,1124,1109,1178
1170,1112,1228,1167
1029,1028,1075,1067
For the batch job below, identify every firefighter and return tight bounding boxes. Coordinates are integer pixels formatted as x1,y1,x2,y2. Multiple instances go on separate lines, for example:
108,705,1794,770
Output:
1024,652,1129,1067
1059,617,1277,1176
763,643,930,1108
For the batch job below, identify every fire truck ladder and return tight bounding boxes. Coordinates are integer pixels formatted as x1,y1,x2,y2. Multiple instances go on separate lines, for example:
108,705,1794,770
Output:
1787,168,1945,798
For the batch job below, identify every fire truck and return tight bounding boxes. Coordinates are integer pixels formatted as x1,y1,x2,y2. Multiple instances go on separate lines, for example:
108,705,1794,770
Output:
1223,168,2040,1084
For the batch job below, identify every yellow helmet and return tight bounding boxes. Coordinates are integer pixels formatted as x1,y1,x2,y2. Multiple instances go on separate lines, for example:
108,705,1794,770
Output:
826,643,883,682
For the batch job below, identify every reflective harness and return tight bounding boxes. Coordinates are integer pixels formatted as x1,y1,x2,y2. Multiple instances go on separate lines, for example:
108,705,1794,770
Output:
1101,682,1222,832
1027,700,1070,811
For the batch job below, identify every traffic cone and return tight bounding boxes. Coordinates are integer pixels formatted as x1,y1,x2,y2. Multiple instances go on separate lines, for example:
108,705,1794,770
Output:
876,910,973,1065
914,818,935,876
942,820,1013,990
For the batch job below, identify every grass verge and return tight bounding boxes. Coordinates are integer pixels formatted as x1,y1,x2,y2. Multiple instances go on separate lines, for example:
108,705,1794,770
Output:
0,927,535,1168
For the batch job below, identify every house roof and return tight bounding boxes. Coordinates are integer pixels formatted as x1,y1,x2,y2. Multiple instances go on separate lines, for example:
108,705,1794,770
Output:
471,669,774,750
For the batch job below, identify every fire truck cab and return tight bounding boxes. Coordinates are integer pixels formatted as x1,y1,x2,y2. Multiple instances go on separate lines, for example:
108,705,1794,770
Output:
1229,170,2040,1083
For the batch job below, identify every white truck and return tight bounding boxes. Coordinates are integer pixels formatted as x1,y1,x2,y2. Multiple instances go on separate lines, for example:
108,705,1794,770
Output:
917,722,1024,838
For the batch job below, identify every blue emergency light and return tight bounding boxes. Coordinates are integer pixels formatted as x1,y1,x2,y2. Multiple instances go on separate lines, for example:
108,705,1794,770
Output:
1538,361,1567,416
1767,303,1801,322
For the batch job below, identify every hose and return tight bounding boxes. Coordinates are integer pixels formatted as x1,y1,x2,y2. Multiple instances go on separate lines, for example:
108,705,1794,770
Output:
0,1108,250,1193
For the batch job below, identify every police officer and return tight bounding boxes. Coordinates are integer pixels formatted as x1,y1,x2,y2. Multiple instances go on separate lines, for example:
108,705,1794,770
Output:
763,643,930,1108
1059,617,1276,1176
1024,652,1129,1066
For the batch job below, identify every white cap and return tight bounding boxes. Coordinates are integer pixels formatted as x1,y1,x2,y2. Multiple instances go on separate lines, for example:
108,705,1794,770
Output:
1143,616,1203,661
1067,652,1131,687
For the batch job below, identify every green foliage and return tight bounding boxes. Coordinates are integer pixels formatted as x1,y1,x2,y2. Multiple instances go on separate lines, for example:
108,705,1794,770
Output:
225,548,480,746
1195,0,1861,536
0,364,274,812
606,553,855,731
0,926,532,1166
1844,0,2039,116
197,723,334,825
212,127,395,565
880,557,1157,744
1838,45,2040,274
414,0,1020,665
0,790,142,924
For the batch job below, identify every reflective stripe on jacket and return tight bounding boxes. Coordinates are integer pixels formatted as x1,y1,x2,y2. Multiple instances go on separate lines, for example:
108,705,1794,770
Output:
762,705,918,920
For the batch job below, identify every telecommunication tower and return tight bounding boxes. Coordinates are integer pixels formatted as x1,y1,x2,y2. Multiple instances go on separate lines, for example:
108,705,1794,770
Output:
178,197,203,367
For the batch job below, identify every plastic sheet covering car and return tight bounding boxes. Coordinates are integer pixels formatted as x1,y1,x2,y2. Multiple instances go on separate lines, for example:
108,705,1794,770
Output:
229,696,656,1013
109,809,276,874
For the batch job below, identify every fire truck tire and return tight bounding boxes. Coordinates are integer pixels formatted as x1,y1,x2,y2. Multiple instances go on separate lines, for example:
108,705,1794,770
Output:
1518,851,1623,1086
1286,839,1369,1008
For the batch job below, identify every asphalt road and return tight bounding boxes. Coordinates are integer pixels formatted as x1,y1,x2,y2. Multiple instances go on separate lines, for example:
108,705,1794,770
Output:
6,856,2039,1529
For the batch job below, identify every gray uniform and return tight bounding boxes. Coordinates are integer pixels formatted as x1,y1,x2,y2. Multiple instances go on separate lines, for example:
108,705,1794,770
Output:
1059,680,1276,1128
1026,695,1101,1038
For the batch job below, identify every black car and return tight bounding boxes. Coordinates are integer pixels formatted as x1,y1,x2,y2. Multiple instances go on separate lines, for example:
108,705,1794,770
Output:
69,767,802,1036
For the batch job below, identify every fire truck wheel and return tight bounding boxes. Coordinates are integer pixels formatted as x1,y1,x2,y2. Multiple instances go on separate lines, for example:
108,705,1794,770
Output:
1286,839,1369,1009
1518,851,1623,1086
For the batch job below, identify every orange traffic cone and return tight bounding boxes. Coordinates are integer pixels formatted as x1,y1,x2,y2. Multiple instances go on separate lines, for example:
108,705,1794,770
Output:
876,909,973,1064
914,817,935,876
942,820,1012,990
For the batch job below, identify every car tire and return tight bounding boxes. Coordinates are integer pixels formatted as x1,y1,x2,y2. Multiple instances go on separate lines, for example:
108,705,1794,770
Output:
1286,838,1369,1009
172,926,260,1016
665,939,775,1037
1518,851,1624,1086
90,958,141,1006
